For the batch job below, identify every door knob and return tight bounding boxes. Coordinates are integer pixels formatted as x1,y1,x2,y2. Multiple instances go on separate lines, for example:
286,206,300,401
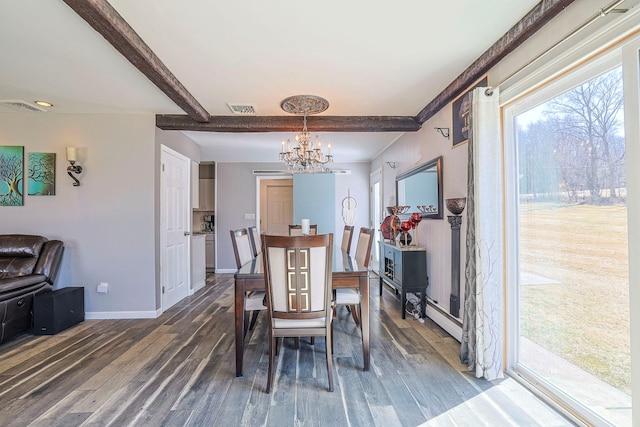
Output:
184,231,191,236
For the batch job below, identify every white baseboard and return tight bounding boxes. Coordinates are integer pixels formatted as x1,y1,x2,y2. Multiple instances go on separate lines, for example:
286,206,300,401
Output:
190,280,206,295
216,268,237,273
426,304,463,342
85,309,161,320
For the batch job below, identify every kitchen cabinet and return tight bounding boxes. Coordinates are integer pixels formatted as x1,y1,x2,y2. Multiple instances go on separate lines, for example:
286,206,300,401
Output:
191,234,206,291
378,242,428,319
198,179,215,211
205,234,215,270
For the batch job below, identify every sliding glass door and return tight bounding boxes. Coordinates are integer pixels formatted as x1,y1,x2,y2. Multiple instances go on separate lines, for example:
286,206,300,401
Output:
504,48,631,426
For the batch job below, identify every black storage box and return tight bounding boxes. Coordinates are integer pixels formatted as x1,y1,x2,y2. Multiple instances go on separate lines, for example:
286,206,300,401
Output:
33,287,85,335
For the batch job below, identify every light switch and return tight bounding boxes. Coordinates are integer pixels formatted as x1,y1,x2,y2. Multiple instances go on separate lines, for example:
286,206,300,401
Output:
244,213,255,220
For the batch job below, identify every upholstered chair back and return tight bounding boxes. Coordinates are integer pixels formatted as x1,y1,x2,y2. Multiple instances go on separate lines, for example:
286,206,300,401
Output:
288,224,318,236
354,227,374,269
263,234,333,320
248,226,261,257
340,225,354,254
230,228,254,269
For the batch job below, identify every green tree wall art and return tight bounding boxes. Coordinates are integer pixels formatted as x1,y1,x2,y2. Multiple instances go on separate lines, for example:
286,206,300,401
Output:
28,152,56,196
0,146,24,206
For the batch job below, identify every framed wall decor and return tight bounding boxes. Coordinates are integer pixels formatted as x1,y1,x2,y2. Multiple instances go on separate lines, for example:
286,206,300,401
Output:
28,152,56,196
0,145,24,206
451,75,488,148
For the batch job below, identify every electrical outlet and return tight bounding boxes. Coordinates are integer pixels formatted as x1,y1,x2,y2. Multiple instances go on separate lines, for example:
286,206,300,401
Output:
244,213,255,220
97,282,109,294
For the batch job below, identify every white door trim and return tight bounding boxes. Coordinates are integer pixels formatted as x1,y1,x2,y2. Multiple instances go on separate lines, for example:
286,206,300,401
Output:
160,144,192,312
256,174,293,234
370,167,382,266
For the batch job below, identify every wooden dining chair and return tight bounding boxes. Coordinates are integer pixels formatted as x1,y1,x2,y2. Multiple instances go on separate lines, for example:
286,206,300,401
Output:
262,233,334,392
248,226,261,257
230,228,266,335
340,225,354,254
334,227,373,326
288,224,318,236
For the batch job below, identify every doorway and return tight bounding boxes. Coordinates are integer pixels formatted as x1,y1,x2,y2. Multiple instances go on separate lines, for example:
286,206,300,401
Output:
160,145,191,311
258,177,293,235
370,168,382,269
504,48,632,425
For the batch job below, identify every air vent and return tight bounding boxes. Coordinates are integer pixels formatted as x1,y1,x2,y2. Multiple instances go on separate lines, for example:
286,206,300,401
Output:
227,103,256,115
0,100,47,113
252,170,291,175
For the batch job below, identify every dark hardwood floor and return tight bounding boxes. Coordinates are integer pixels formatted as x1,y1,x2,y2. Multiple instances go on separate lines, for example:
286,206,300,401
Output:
0,273,574,426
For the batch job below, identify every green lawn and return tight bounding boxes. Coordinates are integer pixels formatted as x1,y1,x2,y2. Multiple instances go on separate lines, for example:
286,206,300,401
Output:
518,203,630,395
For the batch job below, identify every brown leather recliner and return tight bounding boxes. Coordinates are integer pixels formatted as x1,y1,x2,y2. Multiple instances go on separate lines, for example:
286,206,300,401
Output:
0,234,64,344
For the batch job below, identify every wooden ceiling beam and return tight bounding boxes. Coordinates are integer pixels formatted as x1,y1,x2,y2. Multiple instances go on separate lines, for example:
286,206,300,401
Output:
156,115,421,133
416,0,576,124
65,0,575,133
62,0,210,123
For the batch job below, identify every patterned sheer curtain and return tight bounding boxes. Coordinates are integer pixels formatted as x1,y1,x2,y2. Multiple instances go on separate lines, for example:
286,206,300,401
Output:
460,87,504,380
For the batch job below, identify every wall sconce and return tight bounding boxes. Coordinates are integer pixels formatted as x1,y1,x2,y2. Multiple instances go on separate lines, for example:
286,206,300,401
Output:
435,127,450,139
66,147,83,186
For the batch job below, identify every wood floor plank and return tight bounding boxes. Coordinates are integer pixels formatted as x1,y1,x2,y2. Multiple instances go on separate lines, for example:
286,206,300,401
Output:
369,405,403,427
76,380,147,426
0,272,575,427
180,354,235,426
377,365,431,426
334,356,377,425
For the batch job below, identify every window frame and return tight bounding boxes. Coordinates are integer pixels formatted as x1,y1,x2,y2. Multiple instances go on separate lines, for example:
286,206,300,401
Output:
503,48,624,426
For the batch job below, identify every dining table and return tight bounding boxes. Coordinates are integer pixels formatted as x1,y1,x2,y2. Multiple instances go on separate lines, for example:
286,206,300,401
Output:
234,247,370,377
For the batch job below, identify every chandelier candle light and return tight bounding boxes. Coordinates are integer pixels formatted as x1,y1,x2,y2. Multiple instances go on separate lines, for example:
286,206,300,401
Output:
279,95,333,173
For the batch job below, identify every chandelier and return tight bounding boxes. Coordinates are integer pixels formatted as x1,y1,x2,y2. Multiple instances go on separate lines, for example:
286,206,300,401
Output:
279,95,333,172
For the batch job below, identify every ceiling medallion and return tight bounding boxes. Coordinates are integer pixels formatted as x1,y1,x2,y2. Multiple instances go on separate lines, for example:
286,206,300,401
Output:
279,95,333,173
280,95,329,115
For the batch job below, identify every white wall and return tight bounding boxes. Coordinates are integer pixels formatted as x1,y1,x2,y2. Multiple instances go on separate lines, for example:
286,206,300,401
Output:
334,163,370,235
0,113,158,317
0,116,202,317
371,105,467,334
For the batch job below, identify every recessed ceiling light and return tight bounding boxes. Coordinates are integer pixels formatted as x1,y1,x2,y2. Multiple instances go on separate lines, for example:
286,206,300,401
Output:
34,100,53,107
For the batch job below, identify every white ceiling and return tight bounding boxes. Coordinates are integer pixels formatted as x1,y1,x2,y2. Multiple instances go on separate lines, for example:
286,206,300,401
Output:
0,0,540,162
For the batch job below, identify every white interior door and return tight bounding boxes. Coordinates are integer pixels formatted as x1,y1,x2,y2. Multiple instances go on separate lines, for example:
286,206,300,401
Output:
161,145,190,311
259,178,293,235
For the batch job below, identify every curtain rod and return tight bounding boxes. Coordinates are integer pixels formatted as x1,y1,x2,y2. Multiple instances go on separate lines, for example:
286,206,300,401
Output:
485,0,628,96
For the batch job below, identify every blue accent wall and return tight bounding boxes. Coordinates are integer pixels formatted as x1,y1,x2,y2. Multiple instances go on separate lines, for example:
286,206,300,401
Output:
293,173,335,236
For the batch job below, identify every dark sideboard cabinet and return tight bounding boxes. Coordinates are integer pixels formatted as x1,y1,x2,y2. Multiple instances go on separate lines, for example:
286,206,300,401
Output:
379,242,428,319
